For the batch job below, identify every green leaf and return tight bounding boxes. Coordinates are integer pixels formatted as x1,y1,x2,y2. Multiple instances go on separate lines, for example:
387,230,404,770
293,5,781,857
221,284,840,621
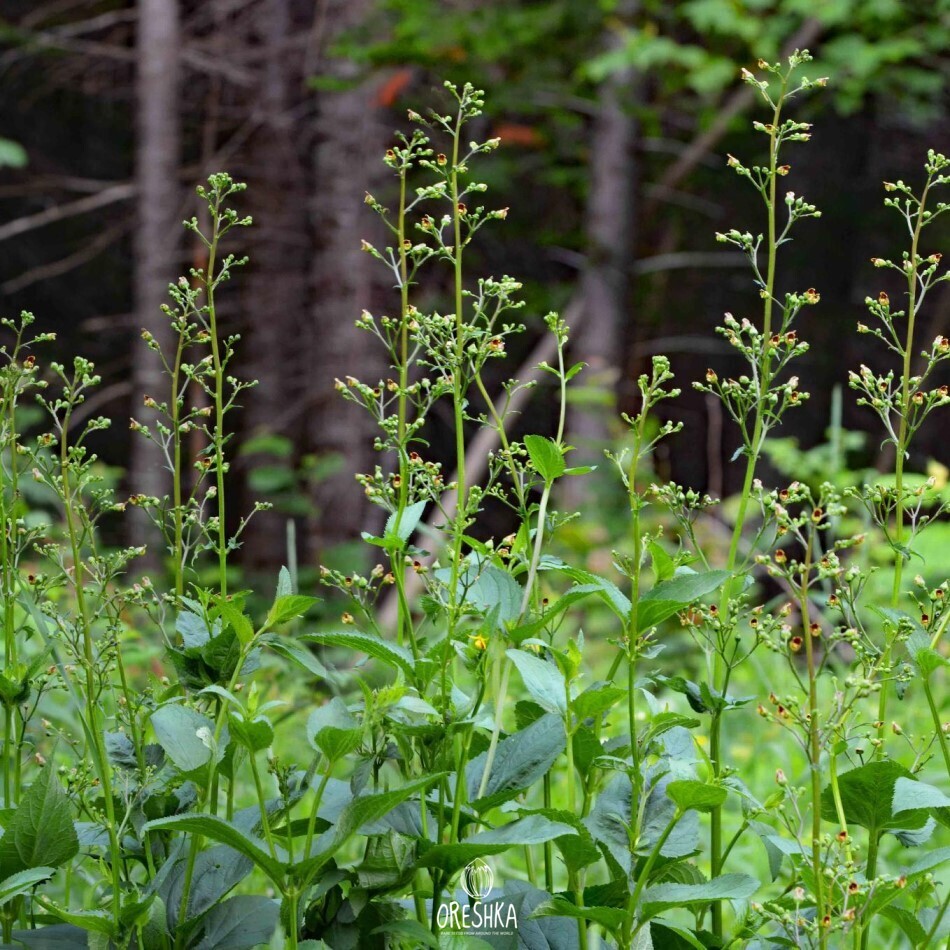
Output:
276,566,294,598
532,896,629,933
0,769,79,880
218,601,254,646
648,541,676,582
306,697,362,761
506,649,566,716
915,648,948,678
293,774,445,885
524,434,565,482
637,570,731,632
666,780,728,814
260,635,328,679
266,594,318,628
821,761,930,840
385,500,427,543
466,714,565,811
301,630,414,676
193,895,280,950
460,564,523,628
572,684,626,723
0,867,54,905
150,705,217,772
640,874,759,919
371,919,440,949
143,814,287,885
40,904,115,936
893,776,950,814
417,815,576,874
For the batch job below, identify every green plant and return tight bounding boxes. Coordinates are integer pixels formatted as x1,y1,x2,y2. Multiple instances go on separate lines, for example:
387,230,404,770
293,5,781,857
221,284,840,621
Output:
0,50,944,950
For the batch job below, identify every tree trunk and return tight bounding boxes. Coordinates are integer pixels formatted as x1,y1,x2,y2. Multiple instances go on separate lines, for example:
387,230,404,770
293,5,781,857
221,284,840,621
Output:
130,0,181,559
565,3,640,506
240,0,310,573
308,0,388,563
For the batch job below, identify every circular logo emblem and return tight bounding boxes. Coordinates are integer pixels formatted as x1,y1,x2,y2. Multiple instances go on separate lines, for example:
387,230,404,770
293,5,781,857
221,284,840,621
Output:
460,858,494,900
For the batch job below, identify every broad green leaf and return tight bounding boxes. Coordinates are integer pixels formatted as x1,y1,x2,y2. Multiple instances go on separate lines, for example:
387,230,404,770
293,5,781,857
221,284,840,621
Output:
385,500,427,543
150,705,217,772
572,684,626,723
40,904,115,936
301,630,414,676
260,635,328,679
0,769,79,880
461,564,523,628
821,760,929,840
293,774,444,885
218,601,254,646
194,895,280,950
306,697,361,761
640,874,759,918
666,780,728,814
879,905,928,946
506,649,566,716
636,570,730,632
142,814,287,885
266,594,318,628
524,434,565,482
0,867,54,905
532,896,629,933
466,714,566,811
893,776,950,814
276,566,294,598
414,820,575,880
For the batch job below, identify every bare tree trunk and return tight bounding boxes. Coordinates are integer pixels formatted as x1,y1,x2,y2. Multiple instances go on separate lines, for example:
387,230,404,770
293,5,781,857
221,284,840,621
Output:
308,0,388,562
565,2,640,505
241,0,310,572
130,0,180,558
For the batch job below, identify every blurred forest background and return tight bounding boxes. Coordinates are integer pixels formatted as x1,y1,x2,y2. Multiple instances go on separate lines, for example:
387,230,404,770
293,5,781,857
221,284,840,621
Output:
0,0,948,586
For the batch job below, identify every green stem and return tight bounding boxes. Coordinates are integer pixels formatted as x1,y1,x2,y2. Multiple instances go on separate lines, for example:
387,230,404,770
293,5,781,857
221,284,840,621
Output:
710,81,786,941
628,811,681,944
205,203,228,597
923,676,950,778
59,405,123,926
858,833,881,950
800,537,826,944
877,175,930,753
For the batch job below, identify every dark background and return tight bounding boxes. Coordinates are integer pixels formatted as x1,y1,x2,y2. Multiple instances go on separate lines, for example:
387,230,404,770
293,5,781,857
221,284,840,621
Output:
0,0,947,581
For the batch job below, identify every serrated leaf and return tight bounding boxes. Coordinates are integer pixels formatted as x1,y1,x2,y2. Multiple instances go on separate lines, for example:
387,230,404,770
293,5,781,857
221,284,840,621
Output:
532,896,629,934
640,874,758,918
385,500,427,543
821,760,929,840
150,705,217,772
466,714,565,811
637,570,730,632
293,774,444,885
266,594,318,628
143,814,287,884
193,895,280,950
306,697,361,761
666,780,727,814
507,649,566,716
0,867,54,905
524,434,565,482
0,769,79,880
893,776,950,814
301,630,414,676
261,635,328,679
